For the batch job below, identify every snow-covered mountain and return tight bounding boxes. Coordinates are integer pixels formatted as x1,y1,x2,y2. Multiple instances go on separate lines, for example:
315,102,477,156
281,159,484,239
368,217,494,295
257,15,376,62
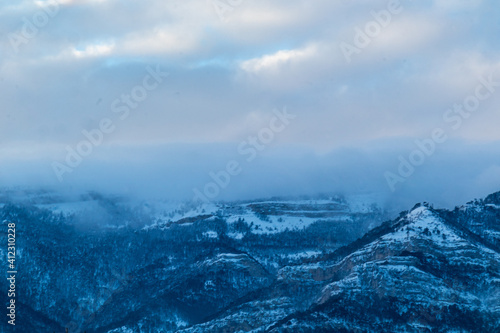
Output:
1,189,499,332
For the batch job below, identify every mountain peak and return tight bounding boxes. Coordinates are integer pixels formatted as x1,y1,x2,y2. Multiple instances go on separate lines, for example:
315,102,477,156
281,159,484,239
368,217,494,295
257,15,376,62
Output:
485,191,500,205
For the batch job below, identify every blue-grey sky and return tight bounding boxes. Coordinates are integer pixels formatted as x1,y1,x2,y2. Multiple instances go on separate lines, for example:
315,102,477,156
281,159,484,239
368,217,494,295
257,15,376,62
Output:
1,0,500,209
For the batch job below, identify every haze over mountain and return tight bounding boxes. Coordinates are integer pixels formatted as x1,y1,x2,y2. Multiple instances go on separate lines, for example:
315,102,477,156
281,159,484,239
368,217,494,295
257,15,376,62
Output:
1,0,500,210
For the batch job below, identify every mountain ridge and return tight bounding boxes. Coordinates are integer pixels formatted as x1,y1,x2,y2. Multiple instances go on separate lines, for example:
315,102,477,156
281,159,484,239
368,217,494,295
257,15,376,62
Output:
1,190,499,332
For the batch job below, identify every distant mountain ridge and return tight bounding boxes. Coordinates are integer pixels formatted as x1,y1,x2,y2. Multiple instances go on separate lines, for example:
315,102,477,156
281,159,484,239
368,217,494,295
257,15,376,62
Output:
1,190,499,332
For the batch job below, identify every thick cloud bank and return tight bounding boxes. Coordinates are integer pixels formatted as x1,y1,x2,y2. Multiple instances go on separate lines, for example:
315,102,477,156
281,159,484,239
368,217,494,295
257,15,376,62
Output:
1,0,499,212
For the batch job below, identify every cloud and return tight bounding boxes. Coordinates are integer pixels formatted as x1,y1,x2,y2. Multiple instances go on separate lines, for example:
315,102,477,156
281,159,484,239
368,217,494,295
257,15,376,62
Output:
118,26,200,56
1,140,499,214
72,42,115,58
1,0,500,209
240,45,319,73
433,0,483,11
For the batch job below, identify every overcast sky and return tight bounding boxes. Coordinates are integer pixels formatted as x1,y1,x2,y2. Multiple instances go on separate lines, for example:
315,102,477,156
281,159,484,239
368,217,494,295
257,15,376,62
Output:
1,0,499,210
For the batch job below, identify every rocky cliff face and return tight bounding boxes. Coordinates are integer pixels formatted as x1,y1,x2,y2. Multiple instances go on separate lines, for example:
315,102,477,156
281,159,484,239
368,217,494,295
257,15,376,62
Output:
1,190,499,332
265,205,500,332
